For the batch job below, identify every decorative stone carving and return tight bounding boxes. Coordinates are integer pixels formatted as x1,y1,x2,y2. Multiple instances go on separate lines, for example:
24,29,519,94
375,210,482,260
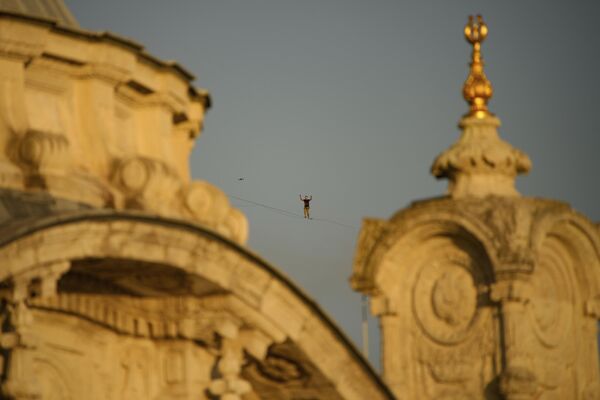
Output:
352,17,600,396
353,191,600,398
184,180,229,224
118,345,151,400
184,181,249,244
209,337,253,400
31,294,225,340
431,269,476,326
0,261,72,399
7,128,113,206
431,115,531,198
528,240,573,348
413,258,481,344
112,156,182,216
257,354,305,383
221,207,249,244
110,160,249,243
431,15,531,199
17,129,71,175
0,301,40,399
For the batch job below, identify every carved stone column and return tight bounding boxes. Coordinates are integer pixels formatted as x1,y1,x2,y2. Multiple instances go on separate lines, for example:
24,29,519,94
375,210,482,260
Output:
0,301,40,400
209,337,252,400
492,280,539,400
0,262,70,400
207,323,273,400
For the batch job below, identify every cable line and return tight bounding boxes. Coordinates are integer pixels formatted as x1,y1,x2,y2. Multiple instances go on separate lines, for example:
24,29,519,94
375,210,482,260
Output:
228,194,357,231
311,217,356,230
229,195,302,218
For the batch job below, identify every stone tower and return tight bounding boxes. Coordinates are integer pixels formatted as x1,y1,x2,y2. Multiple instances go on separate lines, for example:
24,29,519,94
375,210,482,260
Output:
351,16,600,400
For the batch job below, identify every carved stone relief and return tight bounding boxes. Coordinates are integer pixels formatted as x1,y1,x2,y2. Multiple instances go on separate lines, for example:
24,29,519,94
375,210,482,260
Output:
257,354,306,383
374,234,498,399
242,341,343,400
528,237,574,350
184,181,249,244
118,345,151,400
112,156,182,216
109,158,249,243
413,256,482,345
16,129,71,180
353,195,600,399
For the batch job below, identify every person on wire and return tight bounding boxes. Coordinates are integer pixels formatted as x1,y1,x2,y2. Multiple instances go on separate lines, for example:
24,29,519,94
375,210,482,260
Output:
299,194,312,219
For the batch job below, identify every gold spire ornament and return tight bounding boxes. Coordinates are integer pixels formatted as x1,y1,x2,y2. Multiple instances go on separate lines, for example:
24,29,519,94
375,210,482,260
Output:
431,14,532,198
463,15,493,118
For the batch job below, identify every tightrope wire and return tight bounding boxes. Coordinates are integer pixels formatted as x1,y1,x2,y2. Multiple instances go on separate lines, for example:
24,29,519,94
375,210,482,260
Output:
229,194,357,231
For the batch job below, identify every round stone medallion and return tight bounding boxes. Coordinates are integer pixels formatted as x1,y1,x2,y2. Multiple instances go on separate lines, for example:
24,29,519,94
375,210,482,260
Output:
413,257,480,344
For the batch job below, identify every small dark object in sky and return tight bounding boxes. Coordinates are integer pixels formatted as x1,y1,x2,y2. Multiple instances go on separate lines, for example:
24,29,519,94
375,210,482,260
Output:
238,178,245,181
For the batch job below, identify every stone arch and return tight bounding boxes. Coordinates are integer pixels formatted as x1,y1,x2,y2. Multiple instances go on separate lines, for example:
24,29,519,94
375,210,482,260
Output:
362,210,498,296
353,210,500,398
0,210,393,400
531,211,600,300
527,211,600,398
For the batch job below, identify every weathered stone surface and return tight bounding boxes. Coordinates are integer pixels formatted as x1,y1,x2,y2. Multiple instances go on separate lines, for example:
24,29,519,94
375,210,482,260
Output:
352,194,600,399
351,16,600,399
432,115,531,198
0,215,392,399
0,9,247,244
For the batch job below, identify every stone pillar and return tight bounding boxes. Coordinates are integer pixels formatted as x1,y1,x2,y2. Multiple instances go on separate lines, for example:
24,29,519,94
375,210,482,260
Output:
492,280,538,400
0,262,70,399
207,324,272,400
379,313,405,396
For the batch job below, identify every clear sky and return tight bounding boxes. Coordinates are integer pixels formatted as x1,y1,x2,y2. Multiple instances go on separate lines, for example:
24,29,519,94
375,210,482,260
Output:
67,0,600,368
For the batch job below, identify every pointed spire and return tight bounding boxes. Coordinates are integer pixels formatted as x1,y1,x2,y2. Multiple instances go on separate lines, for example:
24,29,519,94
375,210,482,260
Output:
463,15,493,118
431,16,531,198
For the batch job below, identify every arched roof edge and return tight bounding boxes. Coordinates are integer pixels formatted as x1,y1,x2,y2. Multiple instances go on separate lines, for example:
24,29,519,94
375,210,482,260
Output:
0,209,395,399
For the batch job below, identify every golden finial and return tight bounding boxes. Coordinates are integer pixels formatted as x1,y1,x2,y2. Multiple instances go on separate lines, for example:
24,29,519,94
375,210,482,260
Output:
463,15,493,118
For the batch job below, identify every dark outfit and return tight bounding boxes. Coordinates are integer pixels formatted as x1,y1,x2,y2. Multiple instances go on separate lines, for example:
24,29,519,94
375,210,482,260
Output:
300,196,312,218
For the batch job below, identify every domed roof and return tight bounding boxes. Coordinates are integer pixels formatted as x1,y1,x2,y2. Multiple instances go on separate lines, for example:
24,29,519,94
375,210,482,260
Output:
0,189,92,241
0,0,78,28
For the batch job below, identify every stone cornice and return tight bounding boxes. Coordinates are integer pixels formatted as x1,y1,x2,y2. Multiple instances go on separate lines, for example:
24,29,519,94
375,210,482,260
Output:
0,11,200,86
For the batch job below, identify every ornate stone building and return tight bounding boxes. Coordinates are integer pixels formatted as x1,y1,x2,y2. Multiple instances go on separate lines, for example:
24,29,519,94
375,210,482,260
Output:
0,3,598,400
0,2,392,399
352,15,600,400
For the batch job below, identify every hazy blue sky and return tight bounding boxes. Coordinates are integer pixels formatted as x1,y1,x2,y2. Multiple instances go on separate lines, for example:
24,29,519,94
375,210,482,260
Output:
68,0,599,368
